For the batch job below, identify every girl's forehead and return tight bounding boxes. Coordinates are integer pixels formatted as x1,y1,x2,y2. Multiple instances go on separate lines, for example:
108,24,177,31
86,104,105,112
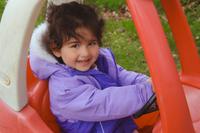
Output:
63,27,97,44
66,37,78,43
66,36,96,43
75,27,96,40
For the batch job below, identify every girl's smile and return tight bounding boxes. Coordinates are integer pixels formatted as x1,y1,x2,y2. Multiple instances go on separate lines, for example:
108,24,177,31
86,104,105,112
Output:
77,59,91,65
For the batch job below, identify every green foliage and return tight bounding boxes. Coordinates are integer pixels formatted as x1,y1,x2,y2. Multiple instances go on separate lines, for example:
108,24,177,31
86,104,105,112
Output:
35,1,47,26
0,0,6,20
154,0,163,13
85,0,125,12
182,1,200,52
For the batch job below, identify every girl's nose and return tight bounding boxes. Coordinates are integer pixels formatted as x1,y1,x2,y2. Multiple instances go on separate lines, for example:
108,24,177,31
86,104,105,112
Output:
80,47,89,57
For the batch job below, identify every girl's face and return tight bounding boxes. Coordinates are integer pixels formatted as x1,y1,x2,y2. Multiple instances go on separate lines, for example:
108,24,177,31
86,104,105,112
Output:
53,27,99,71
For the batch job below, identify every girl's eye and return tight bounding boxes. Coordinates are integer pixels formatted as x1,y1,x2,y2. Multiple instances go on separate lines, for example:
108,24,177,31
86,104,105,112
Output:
89,41,98,46
70,43,80,48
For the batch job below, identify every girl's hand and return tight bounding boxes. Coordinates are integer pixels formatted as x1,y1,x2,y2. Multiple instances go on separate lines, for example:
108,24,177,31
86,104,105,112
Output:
147,78,155,92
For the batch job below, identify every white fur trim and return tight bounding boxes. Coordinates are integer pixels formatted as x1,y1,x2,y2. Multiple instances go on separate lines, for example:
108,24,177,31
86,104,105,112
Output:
30,22,58,63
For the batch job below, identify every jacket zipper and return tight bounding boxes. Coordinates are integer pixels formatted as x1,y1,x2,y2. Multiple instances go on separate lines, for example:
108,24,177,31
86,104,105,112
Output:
100,121,105,133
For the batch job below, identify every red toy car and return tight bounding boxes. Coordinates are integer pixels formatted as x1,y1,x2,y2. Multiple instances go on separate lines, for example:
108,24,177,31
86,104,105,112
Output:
0,0,199,132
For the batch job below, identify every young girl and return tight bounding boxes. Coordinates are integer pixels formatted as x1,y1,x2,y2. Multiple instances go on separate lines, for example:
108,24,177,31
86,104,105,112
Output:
30,2,153,133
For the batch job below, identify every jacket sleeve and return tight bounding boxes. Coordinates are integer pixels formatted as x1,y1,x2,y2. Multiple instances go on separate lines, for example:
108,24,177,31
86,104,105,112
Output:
103,48,151,86
117,65,150,85
116,65,153,101
48,71,153,122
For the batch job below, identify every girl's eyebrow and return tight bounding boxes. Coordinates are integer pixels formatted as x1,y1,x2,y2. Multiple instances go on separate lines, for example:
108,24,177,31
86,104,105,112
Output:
67,40,80,44
66,38,97,45
76,33,97,42
89,39,97,41
84,39,98,43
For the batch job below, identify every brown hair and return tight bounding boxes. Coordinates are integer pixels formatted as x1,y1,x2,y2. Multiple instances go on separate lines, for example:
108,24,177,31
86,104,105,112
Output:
42,2,104,63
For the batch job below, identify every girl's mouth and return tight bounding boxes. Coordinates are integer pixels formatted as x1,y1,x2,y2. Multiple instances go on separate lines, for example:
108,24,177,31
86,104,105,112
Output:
77,59,91,65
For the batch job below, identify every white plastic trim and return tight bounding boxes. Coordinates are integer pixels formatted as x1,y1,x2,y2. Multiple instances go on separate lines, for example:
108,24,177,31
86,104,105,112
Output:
0,0,45,111
48,0,84,5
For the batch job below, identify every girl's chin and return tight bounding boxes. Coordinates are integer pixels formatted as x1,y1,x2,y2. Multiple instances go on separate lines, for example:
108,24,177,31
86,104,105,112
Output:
75,67,90,71
75,64,96,72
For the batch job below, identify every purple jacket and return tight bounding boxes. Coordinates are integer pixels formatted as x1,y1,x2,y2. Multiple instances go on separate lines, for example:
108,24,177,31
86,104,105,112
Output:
30,23,153,133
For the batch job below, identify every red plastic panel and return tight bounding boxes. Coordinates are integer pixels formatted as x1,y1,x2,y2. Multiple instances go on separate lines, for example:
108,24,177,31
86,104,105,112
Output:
27,59,60,132
0,100,52,133
161,0,200,78
126,0,195,132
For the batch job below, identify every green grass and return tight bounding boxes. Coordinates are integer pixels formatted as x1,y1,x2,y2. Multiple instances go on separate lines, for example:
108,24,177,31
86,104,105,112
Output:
85,0,125,12
183,1,200,52
102,19,149,74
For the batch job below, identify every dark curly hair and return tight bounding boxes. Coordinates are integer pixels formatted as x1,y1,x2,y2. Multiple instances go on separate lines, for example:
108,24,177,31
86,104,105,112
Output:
42,2,104,63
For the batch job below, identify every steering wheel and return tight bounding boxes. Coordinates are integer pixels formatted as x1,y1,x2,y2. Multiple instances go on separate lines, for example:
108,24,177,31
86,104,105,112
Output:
133,93,158,118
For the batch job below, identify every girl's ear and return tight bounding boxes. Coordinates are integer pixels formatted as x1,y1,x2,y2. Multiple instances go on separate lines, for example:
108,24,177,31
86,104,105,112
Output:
50,43,61,57
52,49,61,58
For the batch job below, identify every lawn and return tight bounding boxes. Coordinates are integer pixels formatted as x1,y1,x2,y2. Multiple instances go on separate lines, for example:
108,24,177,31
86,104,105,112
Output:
1,0,200,75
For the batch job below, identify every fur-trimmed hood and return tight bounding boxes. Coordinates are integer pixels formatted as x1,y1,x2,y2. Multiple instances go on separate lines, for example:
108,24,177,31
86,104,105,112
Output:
30,23,57,64
29,23,61,79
